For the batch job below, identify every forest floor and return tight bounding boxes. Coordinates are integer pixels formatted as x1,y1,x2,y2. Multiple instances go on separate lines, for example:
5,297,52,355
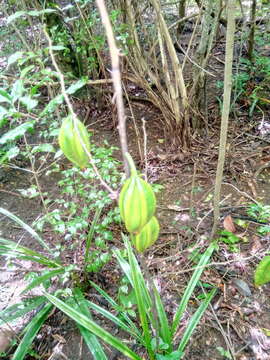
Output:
1,98,270,359
1,6,270,360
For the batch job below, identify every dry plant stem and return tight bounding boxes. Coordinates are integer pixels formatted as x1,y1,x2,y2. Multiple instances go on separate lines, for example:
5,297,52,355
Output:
23,134,49,216
182,7,202,70
44,29,116,198
122,83,143,162
211,0,236,238
208,303,236,360
95,0,129,178
142,118,148,182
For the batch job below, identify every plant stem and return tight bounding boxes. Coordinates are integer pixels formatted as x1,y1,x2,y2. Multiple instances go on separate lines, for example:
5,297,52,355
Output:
211,0,236,238
95,0,129,177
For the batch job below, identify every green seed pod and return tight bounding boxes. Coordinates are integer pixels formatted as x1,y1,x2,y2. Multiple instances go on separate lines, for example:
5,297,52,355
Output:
119,153,156,233
59,116,90,169
133,216,160,253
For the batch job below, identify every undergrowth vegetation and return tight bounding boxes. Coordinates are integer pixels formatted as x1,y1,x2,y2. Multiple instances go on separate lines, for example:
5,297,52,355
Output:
0,0,270,359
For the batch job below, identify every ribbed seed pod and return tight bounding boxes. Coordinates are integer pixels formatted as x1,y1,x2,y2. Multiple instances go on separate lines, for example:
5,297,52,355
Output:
119,153,156,234
133,216,160,253
59,116,90,169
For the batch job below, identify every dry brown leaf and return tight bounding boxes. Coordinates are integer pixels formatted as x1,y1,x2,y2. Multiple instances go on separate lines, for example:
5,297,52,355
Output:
223,215,236,233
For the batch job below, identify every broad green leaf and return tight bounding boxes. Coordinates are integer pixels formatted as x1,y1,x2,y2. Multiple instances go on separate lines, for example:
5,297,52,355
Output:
51,45,68,51
31,144,55,154
19,96,38,111
44,293,142,360
254,256,270,286
172,242,217,335
0,208,52,253
0,121,35,145
0,106,8,122
7,12,26,24
20,65,35,79
12,303,52,360
72,288,108,360
0,146,20,163
40,94,64,116
11,79,24,102
28,9,56,16
22,269,65,294
177,288,217,354
0,89,12,103
66,78,87,95
0,296,46,327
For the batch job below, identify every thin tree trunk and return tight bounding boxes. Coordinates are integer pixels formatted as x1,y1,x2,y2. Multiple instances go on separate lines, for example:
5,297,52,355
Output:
247,0,257,61
177,0,186,34
211,0,236,238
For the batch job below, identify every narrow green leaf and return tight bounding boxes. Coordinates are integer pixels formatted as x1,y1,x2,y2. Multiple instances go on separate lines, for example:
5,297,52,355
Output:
22,269,65,294
87,300,142,342
12,303,52,360
0,122,35,145
89,281,139,334
126,238,154,358
177,288,217,354
85,206,103,263
44,293,142,360
72,289,108,360
0,208,53,253
0,296,46,327
153,286,171,349
254,256,270,286
172,242,217,335
0,237,60,267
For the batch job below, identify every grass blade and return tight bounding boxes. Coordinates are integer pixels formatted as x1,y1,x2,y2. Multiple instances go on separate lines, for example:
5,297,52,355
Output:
22,269,65,294
0,238,61,267
12,302,52,360
125,238,154,359
0,208,53,253
87,300,143,342
85,206,103,264
72,288,108,360
0,296,46,327
177,288,217,355
44,292,142,360
89,281,140,334
153,286,172,349
171,242,217,335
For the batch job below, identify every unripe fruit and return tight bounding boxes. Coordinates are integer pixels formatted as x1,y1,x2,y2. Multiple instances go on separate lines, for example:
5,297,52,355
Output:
133,216,160,253
119,153,156,234
58,116,90,169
